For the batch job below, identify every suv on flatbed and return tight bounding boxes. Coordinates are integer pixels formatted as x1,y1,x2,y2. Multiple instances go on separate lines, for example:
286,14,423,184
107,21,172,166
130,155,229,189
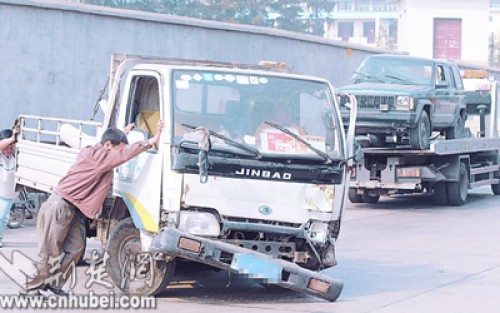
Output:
338,54,467,149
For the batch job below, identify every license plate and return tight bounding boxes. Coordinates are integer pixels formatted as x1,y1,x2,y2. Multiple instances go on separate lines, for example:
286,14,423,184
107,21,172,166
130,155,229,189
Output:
230,253,282,283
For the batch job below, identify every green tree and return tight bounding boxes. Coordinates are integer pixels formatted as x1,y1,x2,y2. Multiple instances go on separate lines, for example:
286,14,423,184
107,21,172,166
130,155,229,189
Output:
82,0,336,37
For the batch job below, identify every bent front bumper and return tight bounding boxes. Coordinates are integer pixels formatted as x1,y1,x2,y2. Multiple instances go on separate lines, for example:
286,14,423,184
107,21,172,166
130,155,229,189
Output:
341,110,416,134
150,228,343,302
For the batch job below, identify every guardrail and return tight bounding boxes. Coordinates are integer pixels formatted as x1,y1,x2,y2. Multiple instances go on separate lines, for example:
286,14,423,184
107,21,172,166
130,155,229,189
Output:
18,115,102,149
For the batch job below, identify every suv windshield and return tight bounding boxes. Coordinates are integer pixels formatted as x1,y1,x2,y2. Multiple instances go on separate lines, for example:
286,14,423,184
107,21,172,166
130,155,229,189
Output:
172,69,341,159
353,56,434,86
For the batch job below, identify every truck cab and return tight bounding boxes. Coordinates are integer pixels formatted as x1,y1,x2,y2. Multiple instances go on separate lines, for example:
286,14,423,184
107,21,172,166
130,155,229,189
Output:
15,55,356,301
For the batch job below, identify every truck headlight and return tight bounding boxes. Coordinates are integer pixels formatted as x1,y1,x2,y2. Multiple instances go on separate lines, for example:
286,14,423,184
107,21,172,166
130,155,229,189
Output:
306,222,329,244
396,96,414,110
178,212,220,237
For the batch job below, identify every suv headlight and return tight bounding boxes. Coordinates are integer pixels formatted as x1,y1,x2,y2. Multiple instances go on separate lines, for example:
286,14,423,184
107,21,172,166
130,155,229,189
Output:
396,96,414,110
178,212,220,237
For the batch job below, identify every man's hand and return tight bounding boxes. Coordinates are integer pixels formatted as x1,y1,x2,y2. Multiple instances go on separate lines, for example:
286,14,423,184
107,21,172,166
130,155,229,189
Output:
156,120,164,135
123,123,136,135
13,124,21,136
148,120,164,146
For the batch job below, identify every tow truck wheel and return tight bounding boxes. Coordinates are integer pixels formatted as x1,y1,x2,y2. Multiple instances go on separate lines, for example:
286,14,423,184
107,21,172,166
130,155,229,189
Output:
348,188,364,203
409,111,431,150
362,193,380,204
492,171,500,195
492,183,500,195
433,182,449,205
447,162,469,206
106,218,175,296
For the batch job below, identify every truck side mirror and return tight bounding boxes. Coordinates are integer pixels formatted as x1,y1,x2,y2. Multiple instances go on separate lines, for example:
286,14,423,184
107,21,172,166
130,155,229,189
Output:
198,150,209,184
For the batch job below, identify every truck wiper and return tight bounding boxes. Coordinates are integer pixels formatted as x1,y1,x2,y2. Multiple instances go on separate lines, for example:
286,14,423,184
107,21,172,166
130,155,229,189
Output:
353,71,384,83
263,121,330,163
181,124,261,158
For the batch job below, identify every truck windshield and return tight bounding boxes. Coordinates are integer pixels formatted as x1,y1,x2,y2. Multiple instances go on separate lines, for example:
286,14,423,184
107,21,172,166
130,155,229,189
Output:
353,56,434,86
172,69,342,159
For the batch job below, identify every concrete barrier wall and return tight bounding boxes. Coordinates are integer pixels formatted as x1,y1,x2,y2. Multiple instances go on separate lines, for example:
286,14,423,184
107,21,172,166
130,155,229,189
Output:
0,0,389,127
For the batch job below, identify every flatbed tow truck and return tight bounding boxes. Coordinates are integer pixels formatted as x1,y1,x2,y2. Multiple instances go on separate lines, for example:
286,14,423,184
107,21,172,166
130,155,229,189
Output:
348,70,500,205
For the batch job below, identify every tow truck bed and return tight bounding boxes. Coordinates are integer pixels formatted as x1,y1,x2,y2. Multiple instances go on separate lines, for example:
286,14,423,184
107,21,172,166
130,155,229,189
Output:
361,137,500,156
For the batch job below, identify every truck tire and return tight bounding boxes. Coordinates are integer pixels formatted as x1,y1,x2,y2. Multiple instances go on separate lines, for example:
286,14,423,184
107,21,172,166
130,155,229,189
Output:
348,188,364,203
446,162,469,206
362,193,380,204
409,111,431,150
492,183,500,195
106,218,175,295
492,171,500,195
446,114,465,139
433,182,448,205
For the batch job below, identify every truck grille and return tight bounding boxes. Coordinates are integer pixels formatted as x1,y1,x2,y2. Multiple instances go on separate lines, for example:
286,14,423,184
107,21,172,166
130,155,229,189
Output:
340,94,395,109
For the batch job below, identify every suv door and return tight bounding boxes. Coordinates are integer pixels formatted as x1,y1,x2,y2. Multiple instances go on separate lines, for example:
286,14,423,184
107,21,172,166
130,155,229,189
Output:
449,65,465,116
433,64,454,127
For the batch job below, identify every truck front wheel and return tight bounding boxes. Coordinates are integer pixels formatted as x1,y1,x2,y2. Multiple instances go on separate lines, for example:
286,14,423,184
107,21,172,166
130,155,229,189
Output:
492,183,500,195
492,171,500,195
433,182,449,205
106,218,175,295
409,111,431,150
348,188,364,203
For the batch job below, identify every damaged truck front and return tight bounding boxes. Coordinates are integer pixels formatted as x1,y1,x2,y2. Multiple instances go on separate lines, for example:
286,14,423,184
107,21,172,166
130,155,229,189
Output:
15,54,356,301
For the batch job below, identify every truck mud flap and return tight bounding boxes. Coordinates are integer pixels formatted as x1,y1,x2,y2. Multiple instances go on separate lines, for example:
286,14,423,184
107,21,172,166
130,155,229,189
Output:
150,228,343,302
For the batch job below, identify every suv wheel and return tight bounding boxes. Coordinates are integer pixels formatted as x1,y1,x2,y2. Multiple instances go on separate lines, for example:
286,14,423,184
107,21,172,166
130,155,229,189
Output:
445,114,465,139
409,111,430,150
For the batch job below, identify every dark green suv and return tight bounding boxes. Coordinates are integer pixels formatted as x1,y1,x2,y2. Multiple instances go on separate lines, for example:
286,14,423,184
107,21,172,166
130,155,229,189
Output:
339,54,467,150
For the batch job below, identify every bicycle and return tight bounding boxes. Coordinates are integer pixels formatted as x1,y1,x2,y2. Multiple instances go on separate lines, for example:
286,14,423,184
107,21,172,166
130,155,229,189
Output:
8,186,45,229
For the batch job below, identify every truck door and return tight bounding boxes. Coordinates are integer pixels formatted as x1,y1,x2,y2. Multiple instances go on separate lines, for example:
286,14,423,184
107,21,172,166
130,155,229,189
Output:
114,71,164,234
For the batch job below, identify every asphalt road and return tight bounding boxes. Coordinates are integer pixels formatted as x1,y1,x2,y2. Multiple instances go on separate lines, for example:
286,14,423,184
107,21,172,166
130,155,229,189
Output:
0,186,499,313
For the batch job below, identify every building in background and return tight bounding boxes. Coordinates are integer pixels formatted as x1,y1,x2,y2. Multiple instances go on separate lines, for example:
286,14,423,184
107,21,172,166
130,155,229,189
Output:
491,0,500,66
326,0,491,66
398,0,489,65
325,0,399,50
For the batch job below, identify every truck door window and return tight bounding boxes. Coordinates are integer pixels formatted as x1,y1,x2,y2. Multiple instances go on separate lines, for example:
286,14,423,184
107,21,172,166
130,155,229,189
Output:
174,77,242,136
126,76,161,147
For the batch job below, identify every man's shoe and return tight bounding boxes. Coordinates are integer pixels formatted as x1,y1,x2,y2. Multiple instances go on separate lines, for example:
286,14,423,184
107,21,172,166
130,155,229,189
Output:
76,258,90,267
42,286,69,297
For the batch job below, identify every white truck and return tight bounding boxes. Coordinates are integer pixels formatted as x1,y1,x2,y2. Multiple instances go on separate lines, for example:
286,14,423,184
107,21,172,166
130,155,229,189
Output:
15,54,357,301
347,70,500,205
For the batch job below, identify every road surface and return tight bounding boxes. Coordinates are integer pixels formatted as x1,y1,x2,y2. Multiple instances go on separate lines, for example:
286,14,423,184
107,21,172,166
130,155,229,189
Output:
0,187,499,313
